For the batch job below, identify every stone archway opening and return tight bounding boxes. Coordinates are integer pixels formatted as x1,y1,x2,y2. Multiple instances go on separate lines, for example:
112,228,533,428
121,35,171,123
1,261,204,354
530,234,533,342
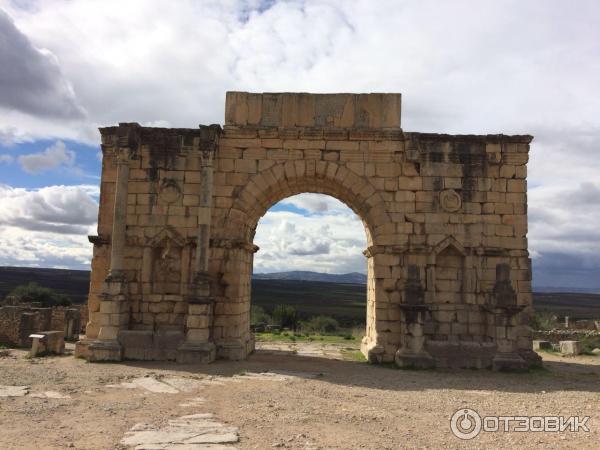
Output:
214,166,390,363
249,193,369,359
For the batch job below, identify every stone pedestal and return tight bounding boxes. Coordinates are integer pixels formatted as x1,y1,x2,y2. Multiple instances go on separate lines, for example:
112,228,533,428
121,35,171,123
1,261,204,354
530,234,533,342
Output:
490,305,528,371
395,305,435,369
361,338,385,364
87,339,123,362
176,342,216,364
82,277,129,361
177,274,216,363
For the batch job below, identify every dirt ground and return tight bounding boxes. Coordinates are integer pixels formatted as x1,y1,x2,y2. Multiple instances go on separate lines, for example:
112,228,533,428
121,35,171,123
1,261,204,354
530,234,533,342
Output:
1,341,600,450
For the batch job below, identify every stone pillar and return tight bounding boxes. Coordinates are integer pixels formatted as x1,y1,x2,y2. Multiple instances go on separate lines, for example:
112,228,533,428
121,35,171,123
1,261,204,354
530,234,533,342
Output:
491,264,528,370
107,149,130,279
395,265,435,368
360,247,384,362
177,133,219,363
88,148,131,361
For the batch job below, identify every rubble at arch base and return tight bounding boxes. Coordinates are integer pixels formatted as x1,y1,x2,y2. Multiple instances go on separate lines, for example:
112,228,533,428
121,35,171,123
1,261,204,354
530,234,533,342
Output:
75,91,541,371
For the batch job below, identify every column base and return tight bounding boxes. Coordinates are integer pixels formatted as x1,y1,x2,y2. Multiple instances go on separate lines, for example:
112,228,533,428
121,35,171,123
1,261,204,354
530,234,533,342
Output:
176,342,216,364
361,338,385,363
86,339,123,362
74,339,91,359
519,349,543,368
395,349,436,369
492,352,528,371
216,338,254,360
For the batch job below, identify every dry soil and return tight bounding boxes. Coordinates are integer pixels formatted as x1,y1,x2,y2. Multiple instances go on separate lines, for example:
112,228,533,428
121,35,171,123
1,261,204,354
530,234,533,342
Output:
1,342,599,449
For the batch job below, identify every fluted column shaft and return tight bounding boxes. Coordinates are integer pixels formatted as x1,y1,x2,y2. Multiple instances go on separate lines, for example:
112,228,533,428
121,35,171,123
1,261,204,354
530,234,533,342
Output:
109,150,130,278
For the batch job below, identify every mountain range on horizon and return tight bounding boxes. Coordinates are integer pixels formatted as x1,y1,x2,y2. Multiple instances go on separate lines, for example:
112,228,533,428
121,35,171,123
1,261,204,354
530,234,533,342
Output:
252,270,600,293
0,266,599,295
253,270,367,284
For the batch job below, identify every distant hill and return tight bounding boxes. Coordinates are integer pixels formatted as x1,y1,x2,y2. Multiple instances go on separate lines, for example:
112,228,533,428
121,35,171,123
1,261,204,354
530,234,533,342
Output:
532,292,600,319
251,279,366,326
253,270,367,284
0,266,599,321
0,266,89,304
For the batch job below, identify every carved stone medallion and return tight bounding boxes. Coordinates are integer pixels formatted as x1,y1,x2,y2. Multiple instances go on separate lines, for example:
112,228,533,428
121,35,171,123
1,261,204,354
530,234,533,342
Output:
440,189,462,212
158,179,182,204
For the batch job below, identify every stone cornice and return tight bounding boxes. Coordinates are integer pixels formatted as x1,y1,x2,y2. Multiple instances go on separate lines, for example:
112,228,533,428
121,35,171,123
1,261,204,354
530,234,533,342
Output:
99,124,222,155
222,125,404,141
88,235,109,245
210,238,259,253
405,132,533,145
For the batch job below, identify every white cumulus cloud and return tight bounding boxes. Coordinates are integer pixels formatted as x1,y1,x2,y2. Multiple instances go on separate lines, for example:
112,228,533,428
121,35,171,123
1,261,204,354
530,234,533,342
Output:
254,195,368,274
18,140,75,174
0,184,98,269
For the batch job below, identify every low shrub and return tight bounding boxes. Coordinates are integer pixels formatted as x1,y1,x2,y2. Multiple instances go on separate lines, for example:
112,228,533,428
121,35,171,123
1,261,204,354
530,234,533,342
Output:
530,311,558,331
272,305,299,330
301,315,339,334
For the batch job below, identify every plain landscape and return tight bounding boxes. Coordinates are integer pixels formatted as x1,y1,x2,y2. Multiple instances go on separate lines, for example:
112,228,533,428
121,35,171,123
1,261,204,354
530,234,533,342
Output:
1,267,599,323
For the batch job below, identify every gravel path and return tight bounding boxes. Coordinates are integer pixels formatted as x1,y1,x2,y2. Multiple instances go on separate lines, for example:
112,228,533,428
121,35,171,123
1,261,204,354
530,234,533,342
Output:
0,344,599,449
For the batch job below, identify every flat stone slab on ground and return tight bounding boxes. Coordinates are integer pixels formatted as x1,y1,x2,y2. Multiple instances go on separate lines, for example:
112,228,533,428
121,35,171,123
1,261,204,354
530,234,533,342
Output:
121,412,239,449
29,391,71,399
161,377,206,392
179,397,207,407
108,377,181,394
0,385,28,397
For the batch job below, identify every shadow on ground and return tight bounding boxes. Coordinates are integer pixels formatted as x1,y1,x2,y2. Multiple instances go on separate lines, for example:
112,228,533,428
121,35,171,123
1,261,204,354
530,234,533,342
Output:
110,348,600,395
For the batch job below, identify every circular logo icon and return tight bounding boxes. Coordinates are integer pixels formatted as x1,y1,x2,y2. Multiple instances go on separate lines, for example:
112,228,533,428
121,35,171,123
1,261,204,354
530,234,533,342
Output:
450,408,482,440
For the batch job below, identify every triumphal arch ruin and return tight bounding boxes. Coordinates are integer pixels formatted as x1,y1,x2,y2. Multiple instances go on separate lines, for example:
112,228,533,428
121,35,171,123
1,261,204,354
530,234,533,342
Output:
75,92,541,370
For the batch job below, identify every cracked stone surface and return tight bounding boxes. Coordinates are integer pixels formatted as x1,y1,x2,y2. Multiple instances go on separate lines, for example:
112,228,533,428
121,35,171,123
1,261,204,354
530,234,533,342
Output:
179,397,206,408
107,372,305,395
0,386,71,399
29,391,71,399
0,385,28,397
120,413,239,449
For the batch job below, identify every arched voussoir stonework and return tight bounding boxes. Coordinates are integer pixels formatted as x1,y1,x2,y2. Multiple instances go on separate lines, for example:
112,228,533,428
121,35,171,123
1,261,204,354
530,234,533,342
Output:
79,91,539,371
221,161,392,247
210,160,397,363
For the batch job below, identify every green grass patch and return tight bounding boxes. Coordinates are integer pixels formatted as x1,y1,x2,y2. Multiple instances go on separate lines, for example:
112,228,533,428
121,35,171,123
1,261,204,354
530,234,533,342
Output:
254,331,360,345
340,349,367,362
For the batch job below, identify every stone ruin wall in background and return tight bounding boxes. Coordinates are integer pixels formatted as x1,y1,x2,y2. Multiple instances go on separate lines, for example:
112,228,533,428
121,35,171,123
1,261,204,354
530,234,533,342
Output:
0,305,81,347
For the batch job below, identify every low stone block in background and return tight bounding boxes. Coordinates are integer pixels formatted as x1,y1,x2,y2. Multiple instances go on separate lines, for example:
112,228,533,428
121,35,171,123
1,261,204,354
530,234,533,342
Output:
559,340,582,356
29,331,65,357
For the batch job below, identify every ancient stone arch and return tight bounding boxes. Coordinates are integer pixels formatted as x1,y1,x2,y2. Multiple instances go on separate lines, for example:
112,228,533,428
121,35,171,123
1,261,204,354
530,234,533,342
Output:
76,92,540,370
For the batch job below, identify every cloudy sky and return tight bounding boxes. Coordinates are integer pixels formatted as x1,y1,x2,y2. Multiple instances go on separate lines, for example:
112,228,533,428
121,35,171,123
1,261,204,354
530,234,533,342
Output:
0,0,598,289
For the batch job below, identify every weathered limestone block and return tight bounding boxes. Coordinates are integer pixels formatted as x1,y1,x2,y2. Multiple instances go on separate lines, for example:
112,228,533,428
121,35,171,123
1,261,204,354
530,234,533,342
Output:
560,340,582,356
30,331,65,357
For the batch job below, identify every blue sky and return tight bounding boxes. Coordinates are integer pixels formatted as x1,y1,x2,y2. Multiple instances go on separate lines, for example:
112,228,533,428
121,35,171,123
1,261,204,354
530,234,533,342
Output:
0,0,599,288
0,139,101,189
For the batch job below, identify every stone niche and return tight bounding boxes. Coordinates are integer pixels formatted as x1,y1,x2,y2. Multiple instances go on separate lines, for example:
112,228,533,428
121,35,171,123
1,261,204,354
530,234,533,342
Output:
75,91,540,371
